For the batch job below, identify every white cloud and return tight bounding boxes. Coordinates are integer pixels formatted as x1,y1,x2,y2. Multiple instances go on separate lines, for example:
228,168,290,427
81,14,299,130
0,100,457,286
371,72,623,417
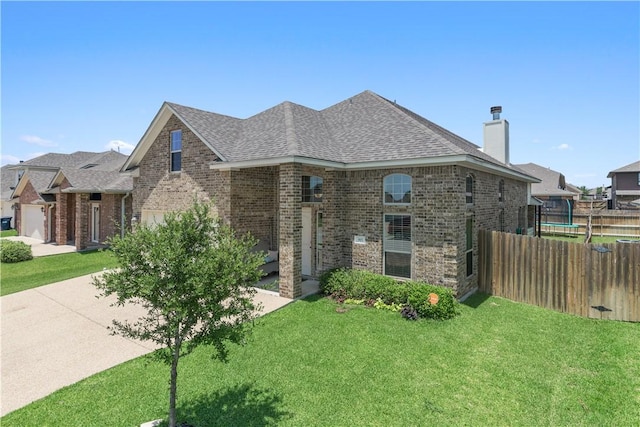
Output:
105,140,135,154
0,154,21,166
552,143,571,150
20,135,56,147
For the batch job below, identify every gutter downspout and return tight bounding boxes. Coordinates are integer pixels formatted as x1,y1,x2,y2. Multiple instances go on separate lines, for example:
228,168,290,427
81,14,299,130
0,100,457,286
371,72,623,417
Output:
121,192,131,238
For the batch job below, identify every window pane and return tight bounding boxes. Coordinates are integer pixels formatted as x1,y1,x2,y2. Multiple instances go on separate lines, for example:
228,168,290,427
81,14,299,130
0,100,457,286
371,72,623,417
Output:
384,214,411,252
302,176,323,202
466,217,473,250
385,252,411,278
466,175,473,204
171,152,181,172
384,174,411,204
171,130,182,151
466,250,473,277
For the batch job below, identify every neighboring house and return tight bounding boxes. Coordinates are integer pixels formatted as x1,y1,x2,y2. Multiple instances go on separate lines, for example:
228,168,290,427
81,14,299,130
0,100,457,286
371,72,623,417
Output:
1,165,19,223
565,182,583,201
8,151,133,249
607,160,640,209
122,90,539,299
514,163,580,224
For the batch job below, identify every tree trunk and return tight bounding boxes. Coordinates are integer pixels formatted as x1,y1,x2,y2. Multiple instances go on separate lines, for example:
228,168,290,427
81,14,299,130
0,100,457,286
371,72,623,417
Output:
169,337,182,427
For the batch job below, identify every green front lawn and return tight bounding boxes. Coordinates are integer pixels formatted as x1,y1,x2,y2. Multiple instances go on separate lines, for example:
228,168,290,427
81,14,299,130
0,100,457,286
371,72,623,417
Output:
3,294,638,426
0,229,18,238
0,250,117,296
542,233,628,244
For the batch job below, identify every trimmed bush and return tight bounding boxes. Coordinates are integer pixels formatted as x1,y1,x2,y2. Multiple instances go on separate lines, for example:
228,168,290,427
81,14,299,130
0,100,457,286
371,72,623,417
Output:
0,240,33,263
320,268,459,320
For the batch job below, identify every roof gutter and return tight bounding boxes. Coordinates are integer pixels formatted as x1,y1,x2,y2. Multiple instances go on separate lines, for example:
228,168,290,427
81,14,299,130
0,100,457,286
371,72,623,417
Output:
209,154,540,183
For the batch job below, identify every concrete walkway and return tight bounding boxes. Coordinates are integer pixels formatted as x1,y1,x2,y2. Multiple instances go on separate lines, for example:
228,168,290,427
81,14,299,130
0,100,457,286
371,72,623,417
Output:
0,273,316,416
2,236,76,257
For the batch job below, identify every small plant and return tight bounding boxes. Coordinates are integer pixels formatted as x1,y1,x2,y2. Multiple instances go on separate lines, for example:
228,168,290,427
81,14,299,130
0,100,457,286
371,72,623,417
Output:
0,240,33,263
373,298,403,312
320,268,459,320
344,298,365,305
401,305,419,320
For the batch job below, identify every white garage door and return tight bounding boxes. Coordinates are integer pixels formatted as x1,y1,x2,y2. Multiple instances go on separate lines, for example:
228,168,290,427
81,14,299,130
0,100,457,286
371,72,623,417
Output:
21,204,45,240
141,210,167,226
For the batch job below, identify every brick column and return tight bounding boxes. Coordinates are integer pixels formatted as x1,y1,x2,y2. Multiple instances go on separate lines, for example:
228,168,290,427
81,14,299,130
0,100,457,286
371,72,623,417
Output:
56,193,68,245
75,193,89,250
278,163,302,299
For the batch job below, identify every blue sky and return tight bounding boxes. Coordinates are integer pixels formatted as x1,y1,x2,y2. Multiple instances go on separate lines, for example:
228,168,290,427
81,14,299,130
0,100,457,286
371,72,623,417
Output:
2,1,638,189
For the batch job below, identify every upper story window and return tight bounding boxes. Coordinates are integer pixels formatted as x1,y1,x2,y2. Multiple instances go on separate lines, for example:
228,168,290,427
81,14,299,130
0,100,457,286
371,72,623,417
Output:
302,176,323,202
466,174,474,205
498,179,504,202
637,172,640,186
170,130,182,172
384,174,411,204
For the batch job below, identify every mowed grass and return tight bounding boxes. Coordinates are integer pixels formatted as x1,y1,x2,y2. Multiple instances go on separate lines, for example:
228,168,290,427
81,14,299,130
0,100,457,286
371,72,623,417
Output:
542,233,631,244
0,250,117,296
0,229,18,238
2,294,638,426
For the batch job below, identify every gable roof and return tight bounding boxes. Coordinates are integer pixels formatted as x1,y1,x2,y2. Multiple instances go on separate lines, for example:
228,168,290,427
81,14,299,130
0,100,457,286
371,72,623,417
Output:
9,151,132,199
47,169,133,194
514,163,578,197
607,160,640,177
123,90,538,183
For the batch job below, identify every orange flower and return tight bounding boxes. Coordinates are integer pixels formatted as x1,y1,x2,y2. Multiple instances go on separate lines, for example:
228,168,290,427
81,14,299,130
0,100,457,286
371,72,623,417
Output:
428,293,439,305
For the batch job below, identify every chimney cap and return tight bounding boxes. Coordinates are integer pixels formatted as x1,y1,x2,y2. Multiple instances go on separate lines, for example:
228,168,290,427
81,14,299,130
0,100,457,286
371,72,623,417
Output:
490,106,502,120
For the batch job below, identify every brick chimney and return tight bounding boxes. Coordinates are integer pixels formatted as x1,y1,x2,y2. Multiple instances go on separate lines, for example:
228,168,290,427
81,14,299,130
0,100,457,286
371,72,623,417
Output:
483,106,509,165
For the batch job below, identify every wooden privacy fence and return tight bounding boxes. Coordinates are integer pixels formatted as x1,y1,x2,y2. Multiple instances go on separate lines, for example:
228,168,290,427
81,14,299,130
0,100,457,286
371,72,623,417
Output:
478,230,640,322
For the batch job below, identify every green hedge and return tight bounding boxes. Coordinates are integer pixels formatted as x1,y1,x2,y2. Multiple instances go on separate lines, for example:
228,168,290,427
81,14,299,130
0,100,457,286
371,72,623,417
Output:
0,240,34,263
319,268,459,320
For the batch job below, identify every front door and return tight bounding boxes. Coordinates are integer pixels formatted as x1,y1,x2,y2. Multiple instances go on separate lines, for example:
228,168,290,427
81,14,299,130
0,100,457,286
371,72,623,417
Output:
302,208,312,276
91,204,100,243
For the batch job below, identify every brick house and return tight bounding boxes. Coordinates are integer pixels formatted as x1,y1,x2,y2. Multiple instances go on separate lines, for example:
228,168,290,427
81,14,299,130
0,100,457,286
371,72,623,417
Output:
607,160,640,209
123,90,538,299
8,151,133,249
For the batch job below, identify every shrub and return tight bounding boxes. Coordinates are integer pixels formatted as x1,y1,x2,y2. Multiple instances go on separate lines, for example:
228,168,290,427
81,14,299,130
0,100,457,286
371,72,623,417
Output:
0,240,33,263
319,268,459,320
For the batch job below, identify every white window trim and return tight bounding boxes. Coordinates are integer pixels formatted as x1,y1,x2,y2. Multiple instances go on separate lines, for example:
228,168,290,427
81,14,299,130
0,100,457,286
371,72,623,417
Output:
383,173,412,206
170,130,182,173
383,213,412,279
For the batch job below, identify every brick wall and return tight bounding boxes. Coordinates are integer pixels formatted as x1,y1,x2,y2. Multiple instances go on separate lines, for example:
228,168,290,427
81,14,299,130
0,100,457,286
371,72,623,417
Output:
229,167,278,245
133,114,230,222
318,165,529,297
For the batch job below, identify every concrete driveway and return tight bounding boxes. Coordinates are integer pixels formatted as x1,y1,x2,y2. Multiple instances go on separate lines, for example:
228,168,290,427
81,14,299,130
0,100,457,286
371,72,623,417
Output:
2,236,76,257
0,273,311,417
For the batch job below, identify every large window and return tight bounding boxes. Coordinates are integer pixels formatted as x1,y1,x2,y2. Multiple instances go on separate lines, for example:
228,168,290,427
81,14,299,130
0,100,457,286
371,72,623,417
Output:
466,215,474,277
384,174,411,204
302,176,323,202
384,214,411,278
465,174,474,205
170,130,182,172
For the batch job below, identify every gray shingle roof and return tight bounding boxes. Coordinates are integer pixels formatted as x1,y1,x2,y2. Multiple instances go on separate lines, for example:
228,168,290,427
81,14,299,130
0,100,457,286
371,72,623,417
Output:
1,165,18,201
52,169,133,193
607,160,640,177
514,163,578,197
165,90,520,171
8,151,131,196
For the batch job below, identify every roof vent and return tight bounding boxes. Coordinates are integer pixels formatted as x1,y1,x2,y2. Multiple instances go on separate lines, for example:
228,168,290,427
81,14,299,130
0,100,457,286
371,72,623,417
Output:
491,106,502,120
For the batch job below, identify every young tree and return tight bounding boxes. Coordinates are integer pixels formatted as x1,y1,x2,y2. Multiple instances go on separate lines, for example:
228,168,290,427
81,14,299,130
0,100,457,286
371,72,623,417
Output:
94,201,265,427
